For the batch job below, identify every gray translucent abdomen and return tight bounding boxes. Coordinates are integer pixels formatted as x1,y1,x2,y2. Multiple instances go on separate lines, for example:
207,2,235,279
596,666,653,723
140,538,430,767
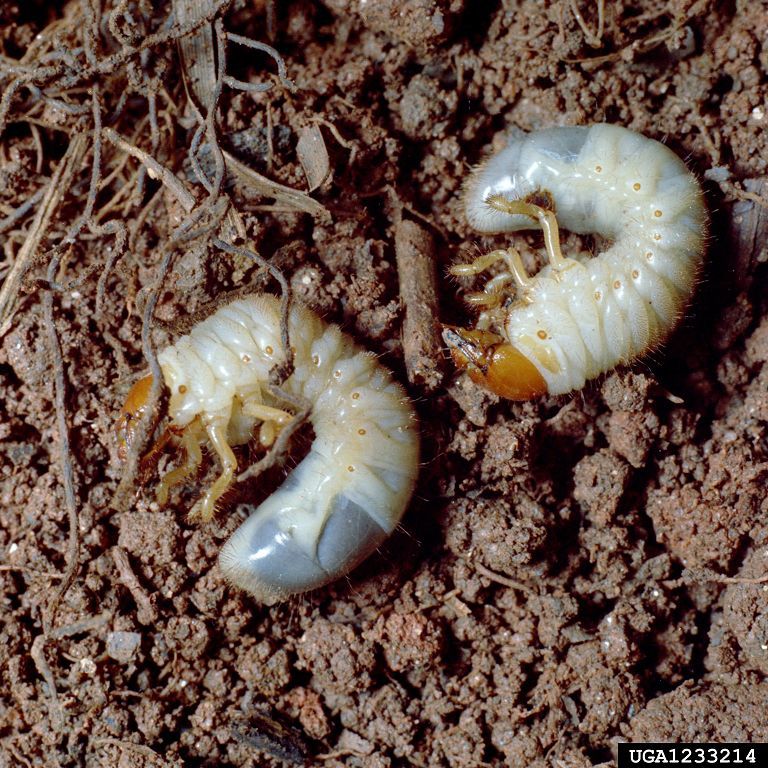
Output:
218,442,415,605
216,311,419,604
219,495,389,603
466,126,593,233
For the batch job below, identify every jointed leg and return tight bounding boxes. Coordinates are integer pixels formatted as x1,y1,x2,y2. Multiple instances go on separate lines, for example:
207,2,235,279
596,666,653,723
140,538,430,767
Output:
451,247,532,288
485,271,517,295
138,425,178,479
464,272,518,309
155,420,205,506
451,247,532,320
190,420,238,522
452,246,531,294
485,195,570,272
242,400,294,447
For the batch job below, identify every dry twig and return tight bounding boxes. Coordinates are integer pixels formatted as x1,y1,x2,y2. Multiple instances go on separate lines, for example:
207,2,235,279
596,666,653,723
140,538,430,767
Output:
394,217,444,391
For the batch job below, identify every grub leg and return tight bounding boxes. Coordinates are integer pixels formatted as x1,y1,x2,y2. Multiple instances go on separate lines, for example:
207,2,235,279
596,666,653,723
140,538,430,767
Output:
242,400,293,447
485,195,569,272
189,421,238,522
155,420,204,506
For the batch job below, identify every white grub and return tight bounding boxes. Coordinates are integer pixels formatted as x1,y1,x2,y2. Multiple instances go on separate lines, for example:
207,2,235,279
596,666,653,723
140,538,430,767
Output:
446,123,708,399
120,295,419,604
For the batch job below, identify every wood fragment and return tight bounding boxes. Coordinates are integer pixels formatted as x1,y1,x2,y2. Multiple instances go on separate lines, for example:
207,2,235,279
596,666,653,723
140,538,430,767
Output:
394,218,444,391
233,711,311,766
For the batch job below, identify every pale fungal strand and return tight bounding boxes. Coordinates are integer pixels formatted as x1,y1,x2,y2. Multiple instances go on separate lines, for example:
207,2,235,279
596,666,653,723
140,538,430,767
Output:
117,295,419,605
446,123,708,399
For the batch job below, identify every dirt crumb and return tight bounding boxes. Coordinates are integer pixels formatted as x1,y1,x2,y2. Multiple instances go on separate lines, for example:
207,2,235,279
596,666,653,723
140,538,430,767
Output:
116,509,181,566
647,442,768,568
365,611,445,672
724,546,768,674
296,619,377,694
443,496,548,578
623,682,768,742
322,0,462,51
573,448,631,526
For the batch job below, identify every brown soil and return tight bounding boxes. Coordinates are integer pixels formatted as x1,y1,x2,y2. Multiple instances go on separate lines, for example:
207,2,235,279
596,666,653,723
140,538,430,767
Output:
1,1,767,766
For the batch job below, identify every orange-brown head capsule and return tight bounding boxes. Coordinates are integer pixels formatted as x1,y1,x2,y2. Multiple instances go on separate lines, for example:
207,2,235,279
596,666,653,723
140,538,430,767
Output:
115,375,154,463
442,326,548,400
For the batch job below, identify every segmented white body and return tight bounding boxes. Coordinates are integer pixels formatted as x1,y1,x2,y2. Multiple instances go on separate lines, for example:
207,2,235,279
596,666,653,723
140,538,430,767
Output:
465,124,707,395
157,295,419,604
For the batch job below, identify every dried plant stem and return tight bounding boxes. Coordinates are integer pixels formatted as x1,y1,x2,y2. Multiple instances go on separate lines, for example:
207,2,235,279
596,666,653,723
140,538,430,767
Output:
0,135,87,336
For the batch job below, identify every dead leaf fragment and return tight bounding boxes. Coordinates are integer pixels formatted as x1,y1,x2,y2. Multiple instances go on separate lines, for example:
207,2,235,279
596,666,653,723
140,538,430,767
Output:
296,124,331,192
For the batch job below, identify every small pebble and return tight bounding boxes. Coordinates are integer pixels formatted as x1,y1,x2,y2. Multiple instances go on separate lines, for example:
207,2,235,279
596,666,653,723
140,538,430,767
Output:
107,631,142,663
